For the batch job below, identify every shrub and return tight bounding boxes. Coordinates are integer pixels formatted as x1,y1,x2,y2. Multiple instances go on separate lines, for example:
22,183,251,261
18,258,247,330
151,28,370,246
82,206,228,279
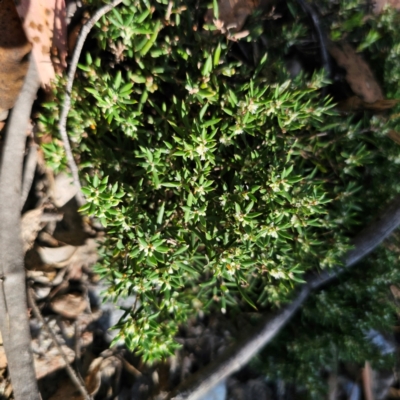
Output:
39,0,400,365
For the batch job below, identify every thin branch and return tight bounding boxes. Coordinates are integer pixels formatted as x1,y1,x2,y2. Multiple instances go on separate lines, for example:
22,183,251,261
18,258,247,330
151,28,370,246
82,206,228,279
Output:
168,194,400,400
0,55,41,400
59,0,123,206
74,320,86,386
27,286,92,400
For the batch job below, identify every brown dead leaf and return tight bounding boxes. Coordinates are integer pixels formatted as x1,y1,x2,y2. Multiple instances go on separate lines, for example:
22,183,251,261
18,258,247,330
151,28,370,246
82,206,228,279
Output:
390,284,400,299
27,269,53,283
0,346,7,370
34,343,75,379
38,244,77,266
50,291,88,319
84,354,128,398
99,356,122,382
120,356,142,378
338,96,399,112
337,96,364,111
329,42,383,103
25,246,46,271
80,330,93,347
84,357,103,396
15,0,67,88
0,0,32,111
373,0,400,14
363,99,400,111
67,238,98,276
387,130,400,145
28,267,67,287
204,0,276,33
0,379,13,400
33,285,52,299
21,208,44,253
37,231,61,247
388,387,400,397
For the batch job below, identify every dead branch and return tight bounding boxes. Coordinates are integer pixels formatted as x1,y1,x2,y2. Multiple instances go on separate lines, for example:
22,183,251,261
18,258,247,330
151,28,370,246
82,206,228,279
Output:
168,194,400,400
27,286,92,400
0,56,40,400
59,0,123,207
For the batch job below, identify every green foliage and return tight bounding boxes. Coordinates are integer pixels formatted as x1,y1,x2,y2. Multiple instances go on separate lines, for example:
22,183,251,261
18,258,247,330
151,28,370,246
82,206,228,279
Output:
39,0,400,371
253,240,400,399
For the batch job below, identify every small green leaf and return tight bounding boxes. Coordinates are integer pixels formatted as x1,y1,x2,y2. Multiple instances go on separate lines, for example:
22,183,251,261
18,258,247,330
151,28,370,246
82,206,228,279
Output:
237,284,257,310
114,71,122,90
157,202,165,224
212,0,219,19
213,43,221,67
161,182,181,188
201,55,213,77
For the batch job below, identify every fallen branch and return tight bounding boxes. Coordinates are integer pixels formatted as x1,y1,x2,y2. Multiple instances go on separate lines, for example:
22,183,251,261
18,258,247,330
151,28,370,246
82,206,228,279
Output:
0,56,40,400
27,286,92,400
59,0,123,206
168,194,400,400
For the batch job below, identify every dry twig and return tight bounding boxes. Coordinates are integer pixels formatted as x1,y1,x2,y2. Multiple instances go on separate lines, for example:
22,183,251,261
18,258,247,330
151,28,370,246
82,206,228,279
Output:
27,286,92,400
59,0,123,206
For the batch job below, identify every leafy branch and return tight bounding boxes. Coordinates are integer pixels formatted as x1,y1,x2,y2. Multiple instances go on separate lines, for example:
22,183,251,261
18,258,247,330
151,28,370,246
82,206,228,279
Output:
168,193,400,400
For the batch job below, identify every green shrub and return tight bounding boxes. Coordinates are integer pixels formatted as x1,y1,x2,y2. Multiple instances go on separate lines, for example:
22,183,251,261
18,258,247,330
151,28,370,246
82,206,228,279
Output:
252,239,400,398
39,0,400,365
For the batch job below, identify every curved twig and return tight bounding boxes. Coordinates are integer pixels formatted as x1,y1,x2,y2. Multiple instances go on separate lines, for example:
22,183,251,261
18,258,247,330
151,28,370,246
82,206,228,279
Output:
59,0,123,206
27,286,92,400
168,194,400,400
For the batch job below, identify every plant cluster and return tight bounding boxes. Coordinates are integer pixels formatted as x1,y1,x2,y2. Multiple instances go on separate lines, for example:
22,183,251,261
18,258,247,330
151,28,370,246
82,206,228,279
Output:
39,0,400,374
251,235,400,398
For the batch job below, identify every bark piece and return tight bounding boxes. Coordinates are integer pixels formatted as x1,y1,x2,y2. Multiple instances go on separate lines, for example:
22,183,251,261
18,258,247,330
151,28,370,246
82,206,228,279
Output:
15,0,67,87
0,0,32,111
